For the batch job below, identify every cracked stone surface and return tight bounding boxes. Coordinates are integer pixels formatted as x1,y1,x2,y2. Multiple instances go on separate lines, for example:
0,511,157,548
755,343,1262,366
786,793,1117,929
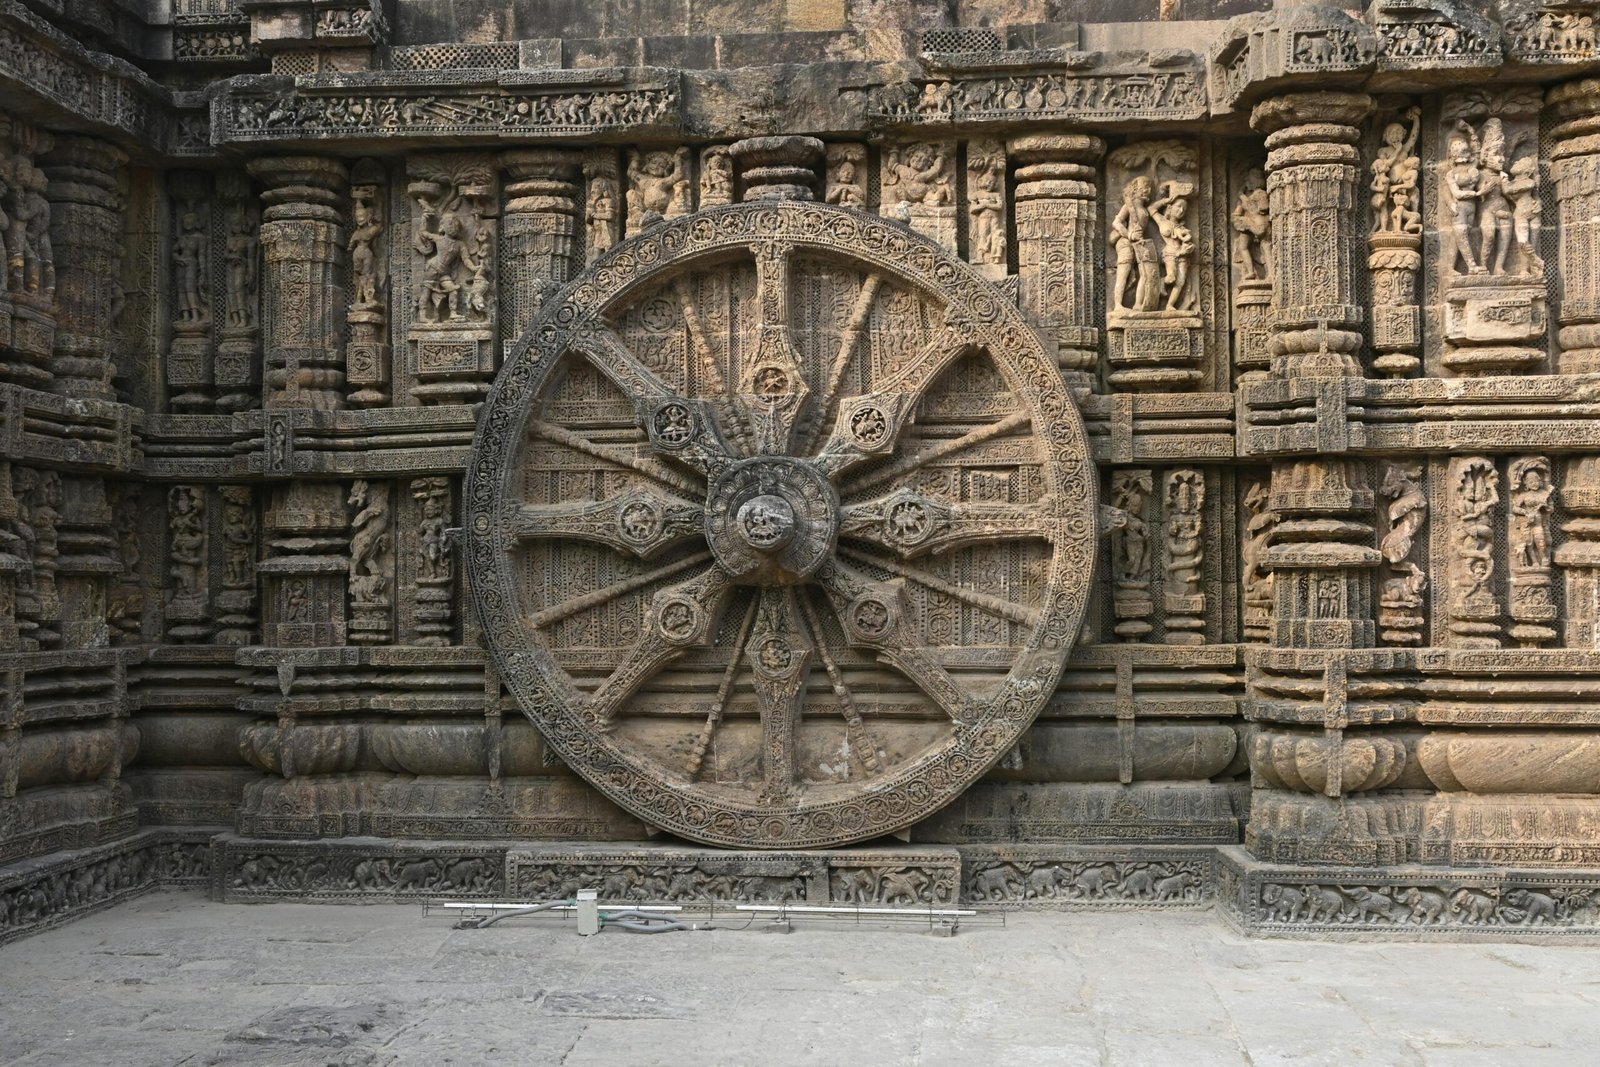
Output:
2,890,1599,1066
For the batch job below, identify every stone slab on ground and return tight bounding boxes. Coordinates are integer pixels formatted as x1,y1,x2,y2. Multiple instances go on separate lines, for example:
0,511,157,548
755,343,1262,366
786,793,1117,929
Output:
4,889,1600,1066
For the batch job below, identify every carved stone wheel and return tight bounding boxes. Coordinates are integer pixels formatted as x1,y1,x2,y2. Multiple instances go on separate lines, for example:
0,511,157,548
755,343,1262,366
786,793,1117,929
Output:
467,202,1097,848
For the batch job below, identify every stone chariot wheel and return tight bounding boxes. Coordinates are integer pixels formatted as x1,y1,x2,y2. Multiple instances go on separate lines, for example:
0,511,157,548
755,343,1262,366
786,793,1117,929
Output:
467,201,1096,849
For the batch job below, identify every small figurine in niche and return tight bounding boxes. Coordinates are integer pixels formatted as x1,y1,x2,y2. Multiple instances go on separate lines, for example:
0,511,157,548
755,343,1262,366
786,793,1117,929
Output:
348,194,385,309
1149,180,1196,311
1510,460,1555,570
587,175,617,256
1475,118,1515,276
414,209,469,323
1505,142,1544,276
173,206,209,324
884,143,954,209
969,156,1006,265
826,157,865,207
1110,175,1160,312
701,148,733,206
1231,168,1272,281
627,148,691,228
1441,122,1484,275
1371,106,1422,234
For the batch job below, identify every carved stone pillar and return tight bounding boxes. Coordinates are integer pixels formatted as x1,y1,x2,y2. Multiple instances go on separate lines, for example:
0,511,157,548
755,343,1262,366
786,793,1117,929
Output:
729,136,823,203
0,464,26,650
499,149,582,344
247,156,348,411
1008,133,1104,395
1557,455,1600,648
1549,76,1600,374
1251,91,1371,379
52,476,115,650
345,159,389,407
1264,460,1380,651
40,135,126,402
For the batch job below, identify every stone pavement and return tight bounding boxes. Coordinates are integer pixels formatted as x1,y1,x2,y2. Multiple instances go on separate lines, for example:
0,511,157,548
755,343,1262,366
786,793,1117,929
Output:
1,889,1597,1066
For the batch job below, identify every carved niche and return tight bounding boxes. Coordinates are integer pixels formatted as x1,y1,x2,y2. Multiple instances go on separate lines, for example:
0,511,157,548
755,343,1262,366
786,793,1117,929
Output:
466,203,1096,849
405,155,499,403
1105,141,1203,391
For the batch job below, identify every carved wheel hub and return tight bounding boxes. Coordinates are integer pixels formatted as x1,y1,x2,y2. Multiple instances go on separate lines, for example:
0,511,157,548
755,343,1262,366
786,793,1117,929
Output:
467,202,1096,848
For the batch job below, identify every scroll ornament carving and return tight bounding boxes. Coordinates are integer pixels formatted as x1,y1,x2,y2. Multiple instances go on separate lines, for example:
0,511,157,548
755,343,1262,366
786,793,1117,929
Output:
1163,469,1205,645
1241,481,1276,644
347,479,392,644
1377,462,1427,646
165,485,208,642
1447,457,1501,648
467,202,1095,849
412,476,454,646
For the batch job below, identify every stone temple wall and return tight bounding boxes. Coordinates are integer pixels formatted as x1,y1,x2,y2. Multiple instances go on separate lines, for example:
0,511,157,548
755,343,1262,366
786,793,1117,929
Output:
7,0,1600,941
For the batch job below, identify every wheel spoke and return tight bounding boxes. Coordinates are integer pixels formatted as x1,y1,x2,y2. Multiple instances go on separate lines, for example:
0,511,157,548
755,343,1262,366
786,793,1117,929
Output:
530,419,701,498
811,391,916,479
839,491,1055,558
798,590,882,775
638,395,737,479
685,597,759,781
845,410,1031,495
530,550,713,630
512,487,704,560
570,323,677,403
587,562,735,731
838,545,1040,628
746,586,811,805
676,278,753,453
799,272,882,455
813,559,978,725
737,242,812,455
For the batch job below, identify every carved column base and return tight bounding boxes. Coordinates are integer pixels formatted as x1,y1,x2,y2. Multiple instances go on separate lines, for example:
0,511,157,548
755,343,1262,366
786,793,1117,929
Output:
1442,277,1548,375
215,330,261,412
409,326,494,405
1232,281,1273,384
1112,580,1153,641
1106,311,1203,391
1508,569,1557,648
0,296,55,390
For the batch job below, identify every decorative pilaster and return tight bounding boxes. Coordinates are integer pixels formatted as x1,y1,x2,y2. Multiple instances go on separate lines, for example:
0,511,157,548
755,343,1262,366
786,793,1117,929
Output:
345,159,389,407
346,479,392,645
1444,456,1501,649
1507,456,1558,648
52,476,116,650
247,156,348,411
1367,106,1423,378
1557,456,1600,648
166,170,213,412
40,135,126,402
1549,77,1600,374
499,149,582,344
164,485,210,643
1008,133,1104,395
215,172,260,411
215,486,258,646
411,476,454,646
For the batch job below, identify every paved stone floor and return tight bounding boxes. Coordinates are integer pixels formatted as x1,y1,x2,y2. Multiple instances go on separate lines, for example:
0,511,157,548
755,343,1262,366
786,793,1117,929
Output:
2,889,1598,1066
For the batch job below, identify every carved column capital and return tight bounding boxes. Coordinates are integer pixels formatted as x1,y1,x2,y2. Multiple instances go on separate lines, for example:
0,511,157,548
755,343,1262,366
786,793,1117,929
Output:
729,136,824,202
1548,79,1600,372
1249,91,1373,137
40,133,127,402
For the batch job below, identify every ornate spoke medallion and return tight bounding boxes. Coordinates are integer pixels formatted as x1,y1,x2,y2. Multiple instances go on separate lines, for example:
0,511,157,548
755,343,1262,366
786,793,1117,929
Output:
467,202,1096,848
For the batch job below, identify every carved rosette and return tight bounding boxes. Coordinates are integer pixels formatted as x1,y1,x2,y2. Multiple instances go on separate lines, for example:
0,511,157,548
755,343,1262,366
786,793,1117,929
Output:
467,202,1096,849
1008,133,1104,395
